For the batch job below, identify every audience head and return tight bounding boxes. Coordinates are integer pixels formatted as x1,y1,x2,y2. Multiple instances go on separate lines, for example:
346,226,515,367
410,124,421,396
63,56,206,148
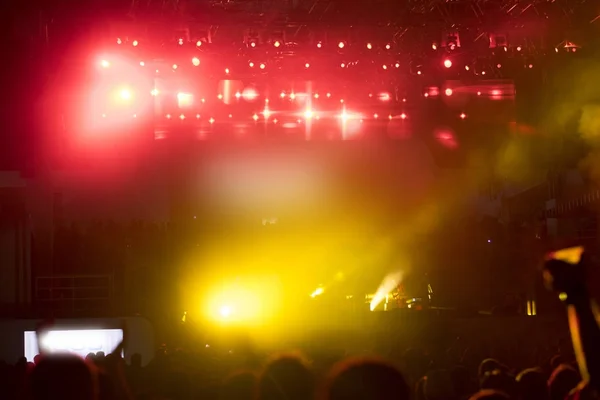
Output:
548,364,580,400
30,353,97,400
324,357,410,400
257,353,314,400
516,368,548,400
480,369,515,397
220,370,257,400
469,389,511,400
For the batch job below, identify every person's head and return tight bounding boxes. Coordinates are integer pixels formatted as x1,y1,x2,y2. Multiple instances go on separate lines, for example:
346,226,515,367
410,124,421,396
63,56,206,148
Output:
324,357,410,400
425,369,456,400
468,389,511,400
220,370,257,400
516,368,548,400
451,365,474,397
480,369,515,396
30,353,97,400
478,359,503,380
257,353,314,400
548,364,580,400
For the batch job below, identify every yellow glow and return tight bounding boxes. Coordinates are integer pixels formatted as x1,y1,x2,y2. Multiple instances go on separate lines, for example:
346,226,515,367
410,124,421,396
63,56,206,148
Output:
310,287,324,298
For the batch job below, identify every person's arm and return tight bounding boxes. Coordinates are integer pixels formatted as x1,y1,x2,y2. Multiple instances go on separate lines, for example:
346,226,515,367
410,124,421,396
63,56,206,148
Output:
544,254,600,389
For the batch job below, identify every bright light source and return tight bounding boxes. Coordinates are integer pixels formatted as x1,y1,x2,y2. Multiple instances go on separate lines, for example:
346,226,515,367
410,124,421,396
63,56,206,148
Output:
263,108,271,118
132,40,139,47
326,92,331,98
465,65,470,71
385,44,391,50
395,63,400,68
249,62,255,67
217,94,223,100
311,287,324,298
151,89,159,96
235,91,241,99
139,61,145,66
338,41,345,49
209,117,215,124
219,306,232,318
179,114,185,120
196,40,202,47
459,113,467,119
477,91,481,96
252,114,259,121
340,111,349,122
178,38,184,45
497,63,502,68
317,42,322,48
290,93,296,100
242,88,258,101
177,92,194,108
340,63,345,68
304,109,313,119
445,88,453,96
432,43,437,50
528,64,533,69
259,63,266,69
100,60,110,68
400,113,407,119
379,92,391,101
314,93,319,99
443,59,452,68
280,92,286,98
274,40,281,48
116,38,122,45
517,46,522,51
166,114,171,119
417,70,422,75
225,68,230,74
374,113,378,119
192,57,200,66
305,63,310,68
172,64,178,70
119,89,132,100
382,65,387,70
367,43,372,49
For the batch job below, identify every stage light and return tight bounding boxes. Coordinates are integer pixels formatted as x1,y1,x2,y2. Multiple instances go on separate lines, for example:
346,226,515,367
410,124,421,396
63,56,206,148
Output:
528,64,533,69
444,59,452,68
317,42,322,48
340,110,349,122
290,93,296,100
385,44,391,50
172,64,178,70
445,88,453,96
280,92,286,98
367,43,372,49
139,61,145,66
465,65,470,71
305,63,310,68
219,306,232,318
379,92,391,101
417,70,422,75
517,46,522,51
259,63,266,69
179,114,185,120
304,109,313,119
250,42,256,48
192,57,200,66
338,41,345,49
101,114,106,118
229,114,233,118
432,43,437,50
166,114,171,119
217,94,223,100
382,65,387,70
196,114,200,119
249,62,254,67
178,38,184,45
274,40,281,48
497,63,502,68
177,92,194,108
273,119,278,124
132,40,138,47
395,63,400,68
400,113,407,119
151,88,159,96
482,71,486,75
252,114,259,121
424,93,429,97
225,68,230,74
263,108,271,118
242,88,258,101
477,91,481,96
196,40,202,47
119,89,132,100
374,113,378,119
235,91,241,99
209,117,215,124
388,115,393,120
340,99,344,103
314,93,319,99
460,113,467,119
116,38,122,45
326,92,331,98
100,59,111,68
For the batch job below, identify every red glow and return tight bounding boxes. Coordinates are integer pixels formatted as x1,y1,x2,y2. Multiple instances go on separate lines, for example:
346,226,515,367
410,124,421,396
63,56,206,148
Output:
338,42,345,49
445,88,453,96
178,38,184,45
172,64,178,70
517,46,522,51
443,59,452,68
341,63,346,68
435,128,458,149
367,43,372,49
432,43,437,50
132,40,139,47
379,92,391,101
382,65,387,70
259,63,266,69
192,57,200,66
225,68,230,74
459,113,466,119
274,41,281,48
304,109,313,119
139,61,145,66
417,71,422,75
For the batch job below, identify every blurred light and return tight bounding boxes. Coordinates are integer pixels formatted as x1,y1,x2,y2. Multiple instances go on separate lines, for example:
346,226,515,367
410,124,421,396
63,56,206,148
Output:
217,94,223,100
367,43,372,49
311,287,325,298
250,42,256,48
132,40,139,47
373,113,378,119
465,65,470,71
139,61,145,66
242,88,258,101
225,68,230,74
209,117,215,124
235,91,241,99
101,113,106,118
177,92,194,108
252,114,259,121
274,40,281,48
445,88,453,96
192,57,200,66
400,113,407,119
314,93,319,99
305,63,310,68
395,63,400,68
497,63,502,68
340,99,344,103
443,59,452,68
385,44,391,50
263,108,271,118
166,114,171,119
432,43,437,50
417,70,422,75
229,114,233,118
304,109,313,119
382,65,387,70
100,60,110,68
172,64,178,70
219,306,232,318
482,71,486,75
379,92,391,101
477,91,481,96
460,113,467,119
196,114,200,119
196,40,202,47
116,38,122,45
280,92,286,98
178,38,184,45
424,93,429,98
340,63,346,68
290,93,296,100
517,46,522,51
317,42,322,48
504,46,508,52
338,41,345,49
249,62,255,68
273,118,278,124
388,115,392,120
259,63,266,69
326,92,331,98
119,89,132,100
340,110,349,122
528,64,533,69
179,114,185,120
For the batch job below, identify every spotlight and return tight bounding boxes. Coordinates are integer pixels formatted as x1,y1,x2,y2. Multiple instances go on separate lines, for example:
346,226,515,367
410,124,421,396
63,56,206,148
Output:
139,61,145,66
253,114,259,121
304,109,313,119
317,42,322,48
172,64,178,70
385,44,391,50
274,40,281,48
460,113,467,119
178,38,184,45
100,60,110,68
132,40,139,47
259,63,266,69
305,63,310,68
367,43,372,49
192,57,200,66
400,113,407,119
250,42,256,48
338,41,345,49
445,88,453,96
196,40,202,47
443,59,452,68
119,89,132,100
249,62,254,67
432,43,437,50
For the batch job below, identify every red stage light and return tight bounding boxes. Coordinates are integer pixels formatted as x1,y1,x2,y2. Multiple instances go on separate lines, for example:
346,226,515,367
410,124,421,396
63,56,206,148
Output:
304,109,313,119
132,40,139,47
317,42,322,48
367,43,372,49
242,88,258,101
259,63,266,69
417,71,422,75
305,63,310,68
497,64,502,68
400,113,407,119
249,62,254,67
177,92,194,108
460,113,467,119
151,89,159,96
192,57,200,66
465,65,470,71
172,64,178,70
385,44,391,50
250,42,256,48
443,59,452,68
139,61,145,66
209,118,215,124
100,60,110,68
379,92,391,101
340,63,346,68
178,38,184,45
235,92,241,99
432,43,437,50
395,63,400,68
382,65,388,70
252,114,259,121
314,93,319,99
119,89,132,100
274,41,281,48
445,88,453,96
517,46,522,51
116,38,122,45
338,42,345,49
225,68,230,74
263,108,271,119
196,40,202,47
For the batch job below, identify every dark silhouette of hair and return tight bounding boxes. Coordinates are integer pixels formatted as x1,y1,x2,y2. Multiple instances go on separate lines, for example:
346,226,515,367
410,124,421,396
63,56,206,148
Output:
548,364,580,400
478,359,504,380
480,369,515,396
30,353,97,400
220,370,257,400
468,389,510,400
516,368,548,400
257,353,314,400
324,357,410,400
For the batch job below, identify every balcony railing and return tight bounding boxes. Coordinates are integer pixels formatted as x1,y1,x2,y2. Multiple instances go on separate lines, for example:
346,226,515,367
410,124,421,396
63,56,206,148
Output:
35,274,114,315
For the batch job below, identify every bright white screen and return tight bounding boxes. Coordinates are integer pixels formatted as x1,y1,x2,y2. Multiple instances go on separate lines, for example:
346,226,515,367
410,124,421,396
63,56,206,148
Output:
24,329,123,361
